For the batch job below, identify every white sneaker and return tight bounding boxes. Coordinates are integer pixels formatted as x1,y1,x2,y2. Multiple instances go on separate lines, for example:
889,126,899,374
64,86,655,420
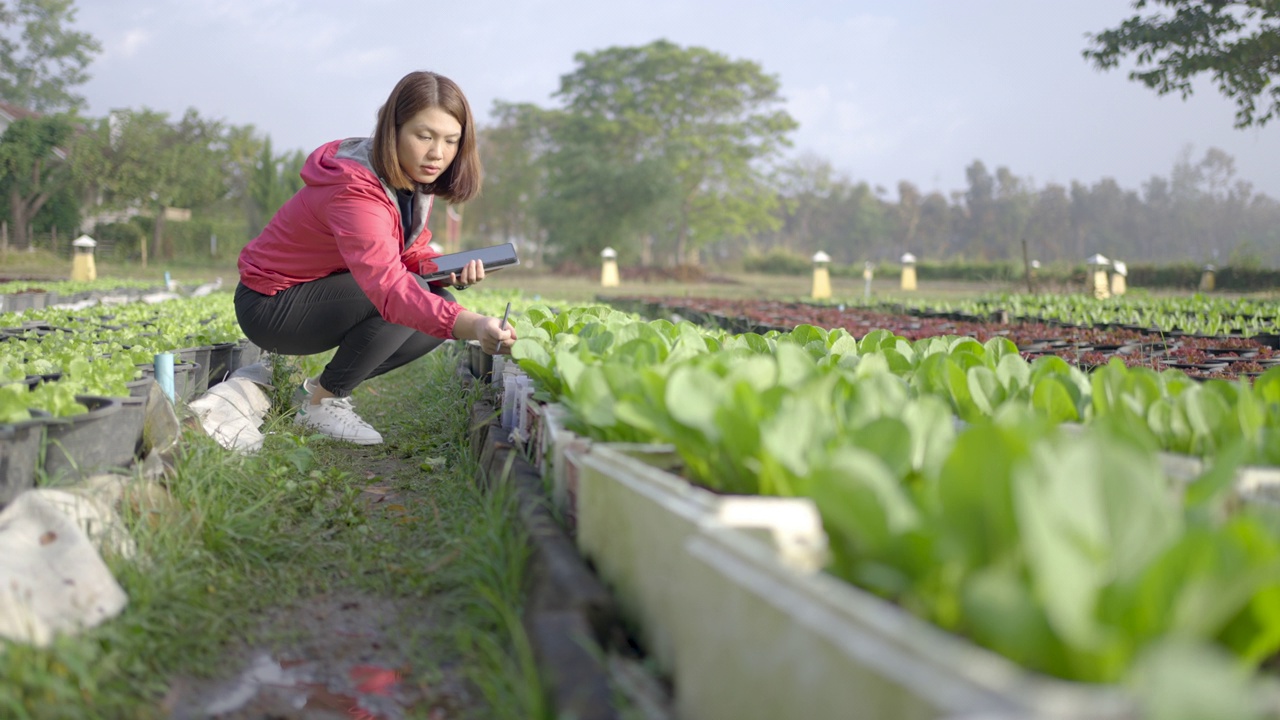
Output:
295,396,384,445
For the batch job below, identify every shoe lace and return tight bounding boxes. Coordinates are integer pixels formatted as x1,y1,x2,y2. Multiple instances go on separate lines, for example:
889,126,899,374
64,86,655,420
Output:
324,397,373,429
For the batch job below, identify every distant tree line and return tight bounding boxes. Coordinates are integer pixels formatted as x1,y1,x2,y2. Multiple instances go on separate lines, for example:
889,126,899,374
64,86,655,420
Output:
466,37,1280,270
0,0,307,265
2,1,1277,271
731,146,1279,270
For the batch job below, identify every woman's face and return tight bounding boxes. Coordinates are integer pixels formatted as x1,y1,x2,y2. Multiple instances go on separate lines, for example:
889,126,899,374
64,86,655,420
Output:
397,107,462,185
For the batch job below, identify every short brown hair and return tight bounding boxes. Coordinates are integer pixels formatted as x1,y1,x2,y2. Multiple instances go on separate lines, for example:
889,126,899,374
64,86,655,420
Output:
371,71,482,203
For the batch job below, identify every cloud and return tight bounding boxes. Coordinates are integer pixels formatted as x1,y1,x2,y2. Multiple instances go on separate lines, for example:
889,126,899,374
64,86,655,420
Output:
118,28,150,58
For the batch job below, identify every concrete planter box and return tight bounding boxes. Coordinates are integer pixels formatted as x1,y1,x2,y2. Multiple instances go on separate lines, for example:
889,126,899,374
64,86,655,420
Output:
537,401,689,535
575,444,826,674
536,404,606,528
676,524,1137,720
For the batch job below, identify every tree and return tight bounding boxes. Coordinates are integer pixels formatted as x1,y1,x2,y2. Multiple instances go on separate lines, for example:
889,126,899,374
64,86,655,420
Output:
840,182,892,262
0,113,71,249
993,167,1033,261
894,181,924,253
1025,184,1073,263
470,102,553,263
547,39,797,264
914,191,955,259
535,112,675,266
0,0,100,113
961,160,999,259
1084,1,1280,128
244,134,304,236
773,153,840,255
69,107,229,265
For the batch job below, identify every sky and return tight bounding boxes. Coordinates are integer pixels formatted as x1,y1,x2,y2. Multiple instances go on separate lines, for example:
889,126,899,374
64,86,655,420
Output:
70,0,1280,201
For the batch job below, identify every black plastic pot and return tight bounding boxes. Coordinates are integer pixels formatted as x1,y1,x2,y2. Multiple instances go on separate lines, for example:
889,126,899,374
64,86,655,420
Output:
127,373,154,398
205,342,235,387
1253,333,1280,350
41,396,136,482
174,345,212,394
117,395,147,459
0,411,48,506
134,361,200,401
229,339,262,373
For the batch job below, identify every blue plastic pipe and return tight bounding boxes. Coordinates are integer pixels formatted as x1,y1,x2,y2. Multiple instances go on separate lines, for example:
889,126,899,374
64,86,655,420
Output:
154,352,175,402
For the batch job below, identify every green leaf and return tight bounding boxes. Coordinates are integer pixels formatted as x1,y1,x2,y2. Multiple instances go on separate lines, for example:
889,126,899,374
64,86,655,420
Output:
566,365,618,431
805,446,919,560
773,341,815,387
725,354,778,392
930,423,1026,570
665,365,721,439
848,416,914,478
943,357,978,422
857,329,897,353
995,353,1031,395
961,562,1066,676
1255,365,1280,403
0,383,33,424
852,351,890,378
761,389,827,480
901,395,957,477
1031,376,1080,424
967,365,1004,417
983,336,1019,362
1015,443,1110,651
827,331,859,358
1129,639,1265,720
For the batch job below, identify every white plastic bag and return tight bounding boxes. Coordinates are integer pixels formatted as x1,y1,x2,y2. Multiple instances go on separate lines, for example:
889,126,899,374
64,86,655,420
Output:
188,376,272,453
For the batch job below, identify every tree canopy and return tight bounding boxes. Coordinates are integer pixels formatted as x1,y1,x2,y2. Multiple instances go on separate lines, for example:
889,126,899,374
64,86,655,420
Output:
0,112,69,248
468,102,553,263
1085,0,1280,128
0,0,100,113
538,39,797,265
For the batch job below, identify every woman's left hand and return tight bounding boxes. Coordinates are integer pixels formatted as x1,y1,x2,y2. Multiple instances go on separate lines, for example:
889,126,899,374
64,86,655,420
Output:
449,259,485,290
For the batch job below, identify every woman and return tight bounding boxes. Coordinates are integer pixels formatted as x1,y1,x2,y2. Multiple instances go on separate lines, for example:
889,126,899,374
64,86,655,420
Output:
235,70,515,445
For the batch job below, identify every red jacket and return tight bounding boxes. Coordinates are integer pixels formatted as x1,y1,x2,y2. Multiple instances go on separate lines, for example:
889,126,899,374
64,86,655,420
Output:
237,138,461,339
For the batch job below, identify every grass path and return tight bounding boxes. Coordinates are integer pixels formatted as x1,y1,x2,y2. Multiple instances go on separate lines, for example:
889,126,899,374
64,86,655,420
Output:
2,343,543,719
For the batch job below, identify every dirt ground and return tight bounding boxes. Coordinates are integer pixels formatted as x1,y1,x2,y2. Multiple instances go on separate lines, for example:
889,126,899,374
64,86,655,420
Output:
162,592,467,720
160,459,483,720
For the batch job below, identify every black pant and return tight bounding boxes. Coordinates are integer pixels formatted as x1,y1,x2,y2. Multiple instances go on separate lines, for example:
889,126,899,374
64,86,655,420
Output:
234,273,452,397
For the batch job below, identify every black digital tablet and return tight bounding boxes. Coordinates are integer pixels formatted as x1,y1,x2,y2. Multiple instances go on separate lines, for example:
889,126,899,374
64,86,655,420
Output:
420,242,520,282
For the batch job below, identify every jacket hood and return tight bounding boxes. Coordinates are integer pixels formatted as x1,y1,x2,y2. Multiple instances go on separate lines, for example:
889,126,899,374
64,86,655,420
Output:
301,138,434,251
300,138,397,205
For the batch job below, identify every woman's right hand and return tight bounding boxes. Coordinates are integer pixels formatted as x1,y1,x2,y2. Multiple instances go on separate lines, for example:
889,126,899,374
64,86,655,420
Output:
456,311,516,355
477,315,517,355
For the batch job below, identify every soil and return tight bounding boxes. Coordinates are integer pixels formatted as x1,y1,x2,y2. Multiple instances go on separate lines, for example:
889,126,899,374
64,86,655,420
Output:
162,592,467,720
160,457,482,720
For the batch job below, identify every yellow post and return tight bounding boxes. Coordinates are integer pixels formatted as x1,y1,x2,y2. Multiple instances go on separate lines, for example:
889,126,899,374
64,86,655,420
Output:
1199,264,1216,292
811,251,831,299
71,235,97,282
1086,253,1110,300
1110,260,1127,296
900,252,917,291
600,247,620,288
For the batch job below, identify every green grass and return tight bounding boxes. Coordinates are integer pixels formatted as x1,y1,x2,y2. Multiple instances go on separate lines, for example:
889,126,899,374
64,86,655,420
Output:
5,247,1274,302
0,342,544,719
